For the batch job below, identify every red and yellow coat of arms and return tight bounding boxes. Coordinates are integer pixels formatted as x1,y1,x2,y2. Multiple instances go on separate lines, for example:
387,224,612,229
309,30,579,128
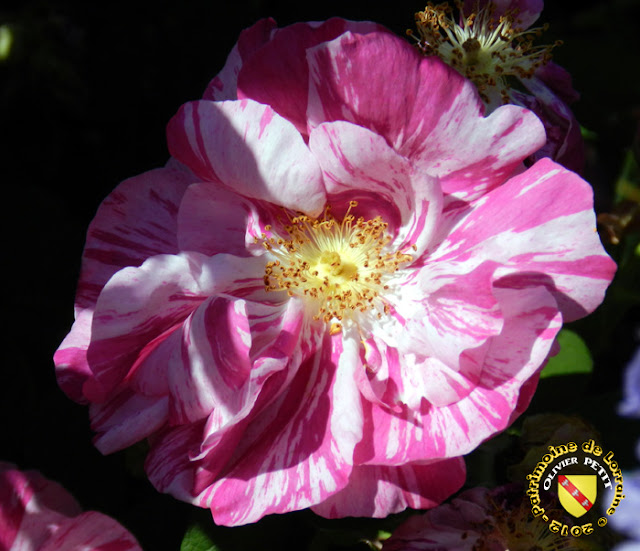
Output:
558,474,598,518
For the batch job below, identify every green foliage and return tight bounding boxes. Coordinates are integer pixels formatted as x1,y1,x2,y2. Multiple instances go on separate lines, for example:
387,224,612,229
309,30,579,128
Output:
540,329,593,379
180,524,219,551
580,125,597,141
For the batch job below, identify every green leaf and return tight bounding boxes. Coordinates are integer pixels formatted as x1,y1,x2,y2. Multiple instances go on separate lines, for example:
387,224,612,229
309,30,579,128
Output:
180,524,219,551
580,125,597,141
0,25,13,61
540,329,593,379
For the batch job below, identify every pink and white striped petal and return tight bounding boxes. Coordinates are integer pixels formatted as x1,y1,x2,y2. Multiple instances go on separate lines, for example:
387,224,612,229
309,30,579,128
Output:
355,285,561,464
309,121,442,258
0,464,81,551
393,262,504,376
54,307,94,403
428,158,616,321
167,296,253,424
311,458,466,519
178,181,283,260
145,421,206,505
167,297,313,428
90,391,169,454
167,99,326,215
76,159,193,310
54,160,194,402
306,31,545,202
145,299,322,499
203,18,278,102
176,183,255,257
85,252,267,400
192,332,364,525
0,464,141,551
40,512,142,551
234,18,383,136
195,298,315,442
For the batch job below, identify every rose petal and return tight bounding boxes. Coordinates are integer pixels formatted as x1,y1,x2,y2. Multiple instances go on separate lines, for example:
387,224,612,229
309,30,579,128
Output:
54,160,193,401
176,182,259,257
40,512,142,551
91,391,169,454
193,330,363,525
86,252,267,400
236,18,383,136
76,159,192,309
167,99,326,215
306,31,545,201
203,18,278,102
0,465,81,551
463,0,543,28
309,121,443,257
429,158,616,320
312,458,466,518
355,284,562,464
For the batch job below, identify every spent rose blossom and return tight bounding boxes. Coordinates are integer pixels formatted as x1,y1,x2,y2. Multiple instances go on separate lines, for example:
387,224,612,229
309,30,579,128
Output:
54,18,615,525
410,0,585,172
0,463,141,551
382,484,596,551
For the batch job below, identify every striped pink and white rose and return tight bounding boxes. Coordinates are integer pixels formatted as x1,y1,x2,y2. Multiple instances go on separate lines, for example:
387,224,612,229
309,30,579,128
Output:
54,19,615,526
411,0,585,173
0,463,141,551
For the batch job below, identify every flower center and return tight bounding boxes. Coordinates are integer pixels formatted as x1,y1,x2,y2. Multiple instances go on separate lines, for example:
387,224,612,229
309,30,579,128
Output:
474,494,595,551
259,201,413,331
408,1,559,104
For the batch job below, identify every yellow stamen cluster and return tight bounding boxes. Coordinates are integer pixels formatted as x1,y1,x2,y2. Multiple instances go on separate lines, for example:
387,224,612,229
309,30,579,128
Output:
408,1,560,104
258,202,413,327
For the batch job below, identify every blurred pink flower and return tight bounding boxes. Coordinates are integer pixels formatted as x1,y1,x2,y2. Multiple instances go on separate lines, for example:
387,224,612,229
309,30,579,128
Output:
411,0,585,172
383,484,595,551
0,463,141,551
55,18,615,525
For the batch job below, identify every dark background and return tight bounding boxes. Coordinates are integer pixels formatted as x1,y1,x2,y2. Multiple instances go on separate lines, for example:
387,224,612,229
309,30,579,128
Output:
2,1,640,549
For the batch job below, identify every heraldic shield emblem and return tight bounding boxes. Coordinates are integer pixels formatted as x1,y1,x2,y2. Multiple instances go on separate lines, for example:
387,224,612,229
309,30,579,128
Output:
558,474,597,517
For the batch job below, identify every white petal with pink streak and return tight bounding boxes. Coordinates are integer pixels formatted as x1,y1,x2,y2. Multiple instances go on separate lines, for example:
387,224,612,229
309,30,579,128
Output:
75,159,193,309
312,458,466,518
168,296,310,429
167,99,326,215
167,297,252,424
203,19,278,102
144,299,322,502
306,31,545,201
85,252,267,400
357,284,561,464
54,160,193,401
192,331,364,525
40,512,142,551
309,121,442,257
91,391,169,454
427,158,616,320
